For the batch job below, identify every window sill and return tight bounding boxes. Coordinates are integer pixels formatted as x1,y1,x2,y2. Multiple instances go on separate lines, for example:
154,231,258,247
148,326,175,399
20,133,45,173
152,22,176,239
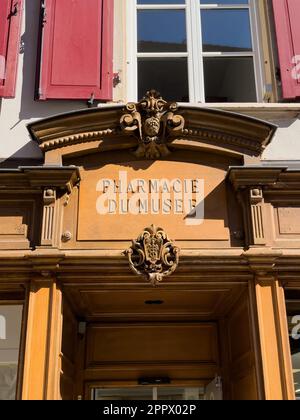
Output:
99,101,300,120
178,102,300,120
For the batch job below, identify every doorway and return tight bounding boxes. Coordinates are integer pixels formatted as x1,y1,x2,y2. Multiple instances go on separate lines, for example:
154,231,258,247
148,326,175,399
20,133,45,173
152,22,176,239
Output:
60,283,261,400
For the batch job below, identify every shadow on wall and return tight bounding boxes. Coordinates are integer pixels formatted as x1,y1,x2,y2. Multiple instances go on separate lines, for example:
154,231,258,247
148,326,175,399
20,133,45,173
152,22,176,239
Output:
17,0,87,122
0,142,43,167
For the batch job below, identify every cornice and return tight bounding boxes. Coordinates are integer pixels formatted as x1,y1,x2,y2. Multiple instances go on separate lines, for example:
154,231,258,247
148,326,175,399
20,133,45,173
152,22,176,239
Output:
39,129,117,152
0,166,81,191
228,166,300,190
0,248,300,283
28,94,277,161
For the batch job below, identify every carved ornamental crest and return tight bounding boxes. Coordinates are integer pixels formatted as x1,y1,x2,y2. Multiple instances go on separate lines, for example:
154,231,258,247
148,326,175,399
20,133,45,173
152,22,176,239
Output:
125,225,180,286
120,90,185,159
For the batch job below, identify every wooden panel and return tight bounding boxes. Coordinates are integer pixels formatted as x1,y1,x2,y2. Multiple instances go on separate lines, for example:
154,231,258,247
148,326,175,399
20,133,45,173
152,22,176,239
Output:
272,0,300,99
0,201,37,249
60,300,78,400
63,285,245,322
227,299,251,363
84,364,217,383
61,301,77,364
277,207,300,235
231,370,258,401
82,289,229,318
0,1,11,76
255,279,295,400
0,0,23,98
39,0,113,100
77,156,229,242
86,323,218,367
226,291,259,400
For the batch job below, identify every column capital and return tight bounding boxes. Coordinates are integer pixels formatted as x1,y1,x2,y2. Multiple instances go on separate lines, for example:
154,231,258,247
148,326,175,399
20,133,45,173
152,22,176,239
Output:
243,248,282,278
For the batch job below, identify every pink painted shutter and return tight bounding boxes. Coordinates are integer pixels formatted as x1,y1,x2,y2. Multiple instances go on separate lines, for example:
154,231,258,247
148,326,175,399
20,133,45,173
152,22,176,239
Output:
39,0,113,101
273,0,300,99
0,0,23,98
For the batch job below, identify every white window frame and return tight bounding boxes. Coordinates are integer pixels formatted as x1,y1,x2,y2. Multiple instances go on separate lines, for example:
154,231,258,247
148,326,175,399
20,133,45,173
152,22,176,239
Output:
126,0,264,103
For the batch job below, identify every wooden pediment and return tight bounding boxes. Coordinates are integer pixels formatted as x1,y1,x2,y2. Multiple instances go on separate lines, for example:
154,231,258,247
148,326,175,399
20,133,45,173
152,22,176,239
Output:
28,92,277,165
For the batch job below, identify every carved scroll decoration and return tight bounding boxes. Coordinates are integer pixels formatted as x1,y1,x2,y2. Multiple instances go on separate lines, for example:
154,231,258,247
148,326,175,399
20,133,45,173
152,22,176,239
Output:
120,90,185,159
124,225,180,286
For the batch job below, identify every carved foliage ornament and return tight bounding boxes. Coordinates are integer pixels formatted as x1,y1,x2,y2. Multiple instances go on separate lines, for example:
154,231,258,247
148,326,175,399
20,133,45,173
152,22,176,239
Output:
120,90,185,159
125,225,180,286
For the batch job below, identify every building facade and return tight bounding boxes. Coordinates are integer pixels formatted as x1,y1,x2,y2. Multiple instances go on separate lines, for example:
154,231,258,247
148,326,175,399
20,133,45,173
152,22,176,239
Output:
0,0,300,400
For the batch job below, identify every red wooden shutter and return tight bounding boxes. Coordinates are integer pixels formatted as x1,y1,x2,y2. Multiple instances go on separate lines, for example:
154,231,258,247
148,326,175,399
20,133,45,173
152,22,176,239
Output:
0,0,23,98
273,0,300,99
39,0,113,101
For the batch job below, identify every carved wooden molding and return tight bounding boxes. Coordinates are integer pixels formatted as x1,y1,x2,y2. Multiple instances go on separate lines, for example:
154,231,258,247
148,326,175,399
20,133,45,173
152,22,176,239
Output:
120,90,185,159
41,188,57,247
124,225,180,286
39,129,116,152
28,96,276,161
244,248,282,278
250,188,266,245
228,167,300,190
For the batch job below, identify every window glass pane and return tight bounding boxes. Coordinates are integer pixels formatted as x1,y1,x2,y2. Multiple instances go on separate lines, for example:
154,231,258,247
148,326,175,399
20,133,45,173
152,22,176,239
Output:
289,317,300,400
203,57,256,102
138,57,189,102
0,305,23,400
200,0,248,4
138,10,187,53
286,290,300,400
201,9,252,52
138,1,185,4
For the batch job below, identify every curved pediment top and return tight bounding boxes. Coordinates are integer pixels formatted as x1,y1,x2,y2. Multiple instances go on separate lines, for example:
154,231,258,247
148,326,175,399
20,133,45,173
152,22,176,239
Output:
28,91,277,163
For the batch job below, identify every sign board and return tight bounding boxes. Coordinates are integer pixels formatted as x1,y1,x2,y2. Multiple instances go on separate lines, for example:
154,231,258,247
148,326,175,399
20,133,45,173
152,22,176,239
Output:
78,159,229,241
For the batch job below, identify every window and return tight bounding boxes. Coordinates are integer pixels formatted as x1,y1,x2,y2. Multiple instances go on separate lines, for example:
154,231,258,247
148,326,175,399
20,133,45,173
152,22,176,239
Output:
0,304,23,400
127,0,263,102
285,290,300,400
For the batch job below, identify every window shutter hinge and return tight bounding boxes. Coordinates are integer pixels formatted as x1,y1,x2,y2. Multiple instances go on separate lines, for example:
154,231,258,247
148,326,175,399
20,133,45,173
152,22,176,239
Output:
87,93,95,108
9,3,19,18
41,0,47,26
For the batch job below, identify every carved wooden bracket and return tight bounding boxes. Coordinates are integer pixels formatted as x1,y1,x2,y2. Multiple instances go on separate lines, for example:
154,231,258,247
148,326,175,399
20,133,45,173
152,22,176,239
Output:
120,90,185,159
250,187,266,245
124,225,180,286
41,188,57,247
243,248,282,279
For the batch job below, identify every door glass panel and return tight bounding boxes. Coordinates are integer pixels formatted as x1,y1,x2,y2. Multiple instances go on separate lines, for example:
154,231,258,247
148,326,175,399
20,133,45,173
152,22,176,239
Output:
286,290,300,400
93,387,153,400
157,387,203,400
0,305,23,400
92,386,204,401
